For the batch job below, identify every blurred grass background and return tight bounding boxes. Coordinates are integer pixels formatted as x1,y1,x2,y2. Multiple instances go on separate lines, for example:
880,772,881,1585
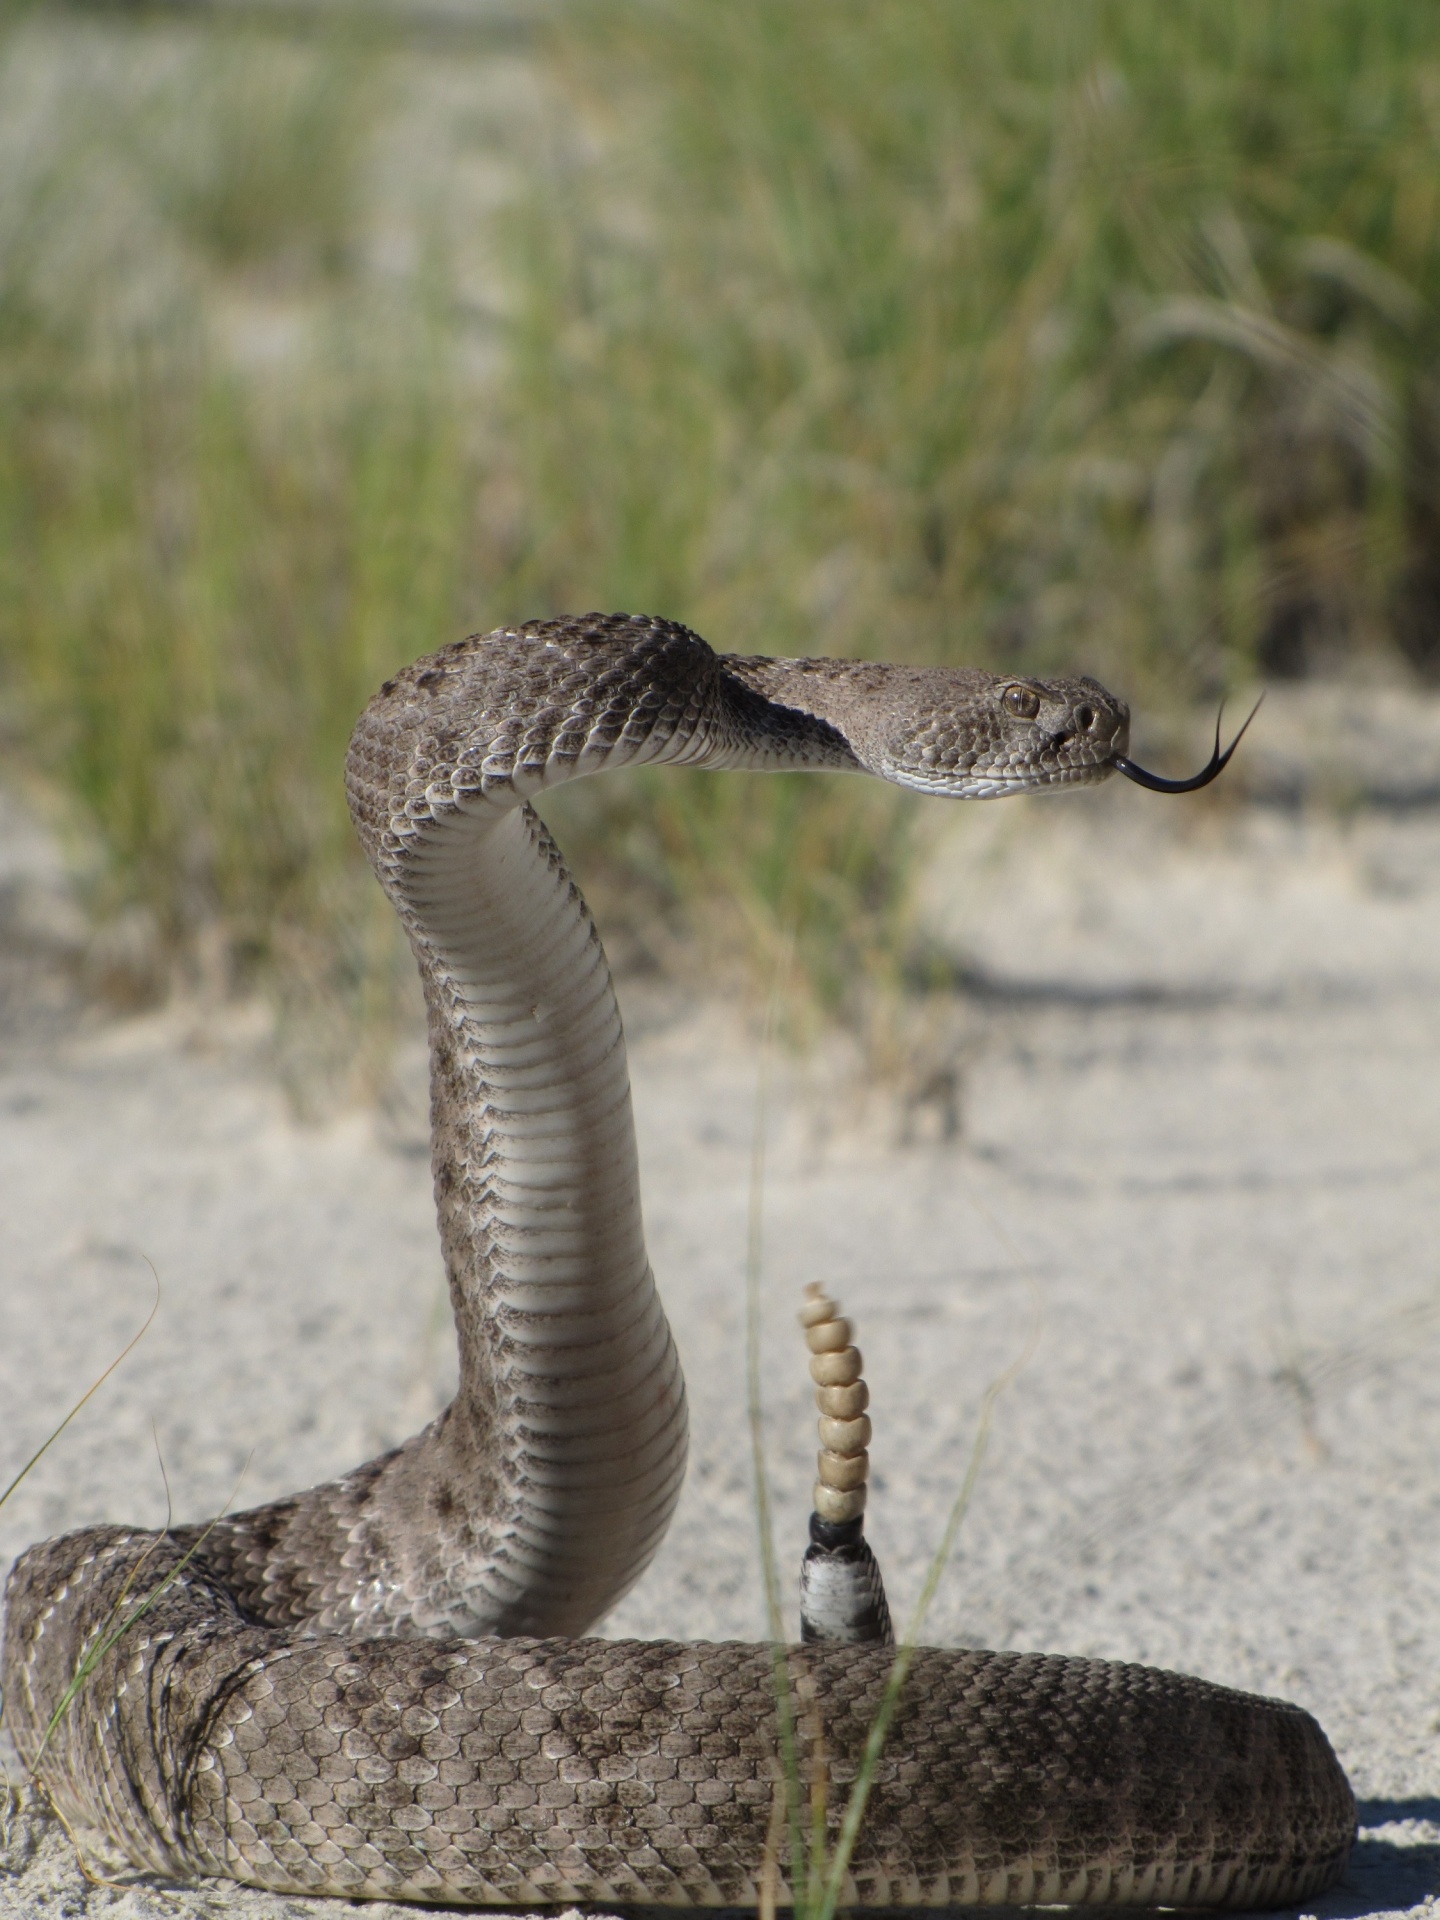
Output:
1,0,1438,1082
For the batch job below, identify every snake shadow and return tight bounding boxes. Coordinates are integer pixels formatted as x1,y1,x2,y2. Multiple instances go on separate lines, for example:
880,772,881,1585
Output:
1314,1800,1440,1920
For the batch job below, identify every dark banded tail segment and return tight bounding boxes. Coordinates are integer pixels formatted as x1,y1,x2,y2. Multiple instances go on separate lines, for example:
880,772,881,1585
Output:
800,1512,894,1647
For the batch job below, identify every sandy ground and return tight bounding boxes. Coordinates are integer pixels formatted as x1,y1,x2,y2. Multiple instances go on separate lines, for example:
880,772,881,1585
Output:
3,686,1440,1917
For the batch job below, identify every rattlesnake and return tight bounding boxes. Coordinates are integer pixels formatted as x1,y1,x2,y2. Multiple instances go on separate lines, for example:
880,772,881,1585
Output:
2,614,1352,1907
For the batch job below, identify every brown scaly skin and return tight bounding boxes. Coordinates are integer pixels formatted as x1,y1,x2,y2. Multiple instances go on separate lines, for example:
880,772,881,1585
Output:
4,1530,1352,1908
2,617,1354,1905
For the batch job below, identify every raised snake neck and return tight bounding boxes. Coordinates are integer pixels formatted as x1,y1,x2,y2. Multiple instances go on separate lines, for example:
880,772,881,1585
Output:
2,614,1354,1907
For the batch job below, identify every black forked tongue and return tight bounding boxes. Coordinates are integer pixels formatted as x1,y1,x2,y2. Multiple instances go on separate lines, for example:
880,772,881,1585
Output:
1113,693,1264,794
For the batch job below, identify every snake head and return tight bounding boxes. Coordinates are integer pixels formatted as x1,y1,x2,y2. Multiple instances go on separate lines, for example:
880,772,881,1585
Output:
857,668,1132,798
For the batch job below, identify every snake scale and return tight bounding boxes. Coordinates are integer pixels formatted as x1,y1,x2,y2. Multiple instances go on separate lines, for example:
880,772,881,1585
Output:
3,614,1354,1908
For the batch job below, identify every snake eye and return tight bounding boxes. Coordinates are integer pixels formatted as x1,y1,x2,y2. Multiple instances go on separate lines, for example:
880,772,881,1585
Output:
1004,684,1040,720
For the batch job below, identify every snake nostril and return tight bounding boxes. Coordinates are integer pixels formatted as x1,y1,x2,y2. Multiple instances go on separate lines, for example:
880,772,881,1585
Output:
1076,704,1095,732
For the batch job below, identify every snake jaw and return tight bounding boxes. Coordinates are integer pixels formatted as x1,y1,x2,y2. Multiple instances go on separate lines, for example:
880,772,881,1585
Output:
884,759,1117,798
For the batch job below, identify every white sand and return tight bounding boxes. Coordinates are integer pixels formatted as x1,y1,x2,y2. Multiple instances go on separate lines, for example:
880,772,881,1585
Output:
3,688,1440,1916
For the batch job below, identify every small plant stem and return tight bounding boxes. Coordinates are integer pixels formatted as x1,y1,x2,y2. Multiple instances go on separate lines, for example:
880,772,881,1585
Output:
814,1197,1042,1920
745,941,811,1907
746,990,786,1653
0,1270,162,1860
0,1265,160,1515
744,961,1038,1920
37,1454,253,1762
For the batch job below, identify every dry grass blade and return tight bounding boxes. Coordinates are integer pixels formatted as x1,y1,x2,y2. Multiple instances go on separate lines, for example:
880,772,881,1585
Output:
813,1207,1042,1920
744,943,809,1905
744,947,1043,1918
35,1455,253,1764
0,1270,161,1857
0,1265,160,1516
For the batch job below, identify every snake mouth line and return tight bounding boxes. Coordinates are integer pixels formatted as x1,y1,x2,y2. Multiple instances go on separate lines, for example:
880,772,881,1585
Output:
1112,693,1264,794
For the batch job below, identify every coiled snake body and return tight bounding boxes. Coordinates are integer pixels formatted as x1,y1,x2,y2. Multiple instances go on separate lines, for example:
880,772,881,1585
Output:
3,615,1353,1907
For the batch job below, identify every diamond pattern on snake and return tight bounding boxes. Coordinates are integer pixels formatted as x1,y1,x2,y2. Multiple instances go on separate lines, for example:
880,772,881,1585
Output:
2,613,1351,1907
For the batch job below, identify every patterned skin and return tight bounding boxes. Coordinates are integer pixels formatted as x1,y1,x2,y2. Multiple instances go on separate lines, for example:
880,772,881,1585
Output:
2,616,1353,1904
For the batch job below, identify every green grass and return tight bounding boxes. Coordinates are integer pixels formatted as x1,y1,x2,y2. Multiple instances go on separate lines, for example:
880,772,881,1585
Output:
2,0,1439,1067
520,0,1440,686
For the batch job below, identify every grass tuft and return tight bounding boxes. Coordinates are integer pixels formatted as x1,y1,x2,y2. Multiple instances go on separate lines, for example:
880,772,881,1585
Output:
745,970,1042,1917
